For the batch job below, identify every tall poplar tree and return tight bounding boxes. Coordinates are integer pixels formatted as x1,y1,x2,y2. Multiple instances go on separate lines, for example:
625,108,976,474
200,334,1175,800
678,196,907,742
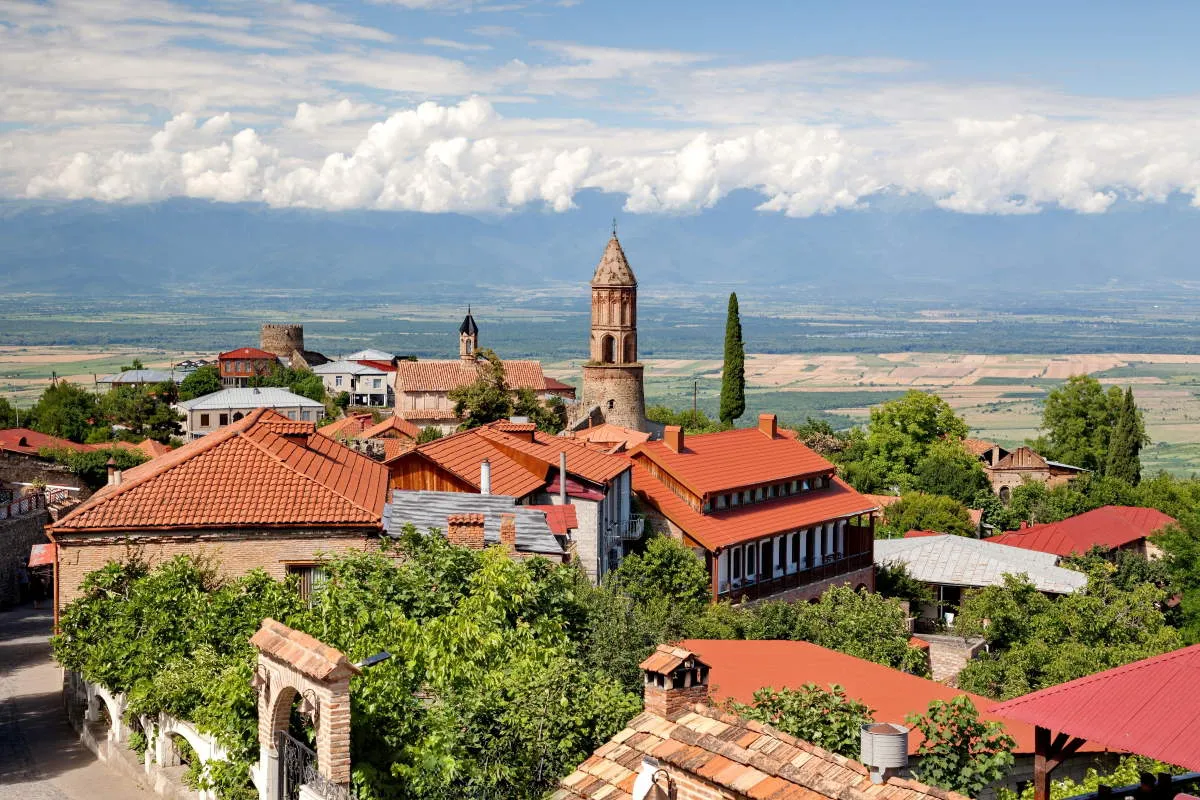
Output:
1106,386,1145,485
719,292,746,425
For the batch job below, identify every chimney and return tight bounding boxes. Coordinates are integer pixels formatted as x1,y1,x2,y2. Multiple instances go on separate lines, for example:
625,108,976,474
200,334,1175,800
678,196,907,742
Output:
640,645,709,721
446,513,486,550
480,459,491,495
559,451,568,505
758,413,778,439
500,513,517,553
663,425,684,453
105,457,121,487
860,723,909,784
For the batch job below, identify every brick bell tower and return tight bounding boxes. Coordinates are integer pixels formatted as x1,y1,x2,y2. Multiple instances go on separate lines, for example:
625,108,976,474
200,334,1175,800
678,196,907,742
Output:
580,227,647,431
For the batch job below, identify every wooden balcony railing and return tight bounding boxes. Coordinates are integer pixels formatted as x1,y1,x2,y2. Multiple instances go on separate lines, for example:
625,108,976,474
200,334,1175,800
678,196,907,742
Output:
718,550,873,603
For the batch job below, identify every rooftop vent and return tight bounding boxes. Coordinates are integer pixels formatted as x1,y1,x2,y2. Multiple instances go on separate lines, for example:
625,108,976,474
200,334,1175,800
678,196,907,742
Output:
860,722,908,784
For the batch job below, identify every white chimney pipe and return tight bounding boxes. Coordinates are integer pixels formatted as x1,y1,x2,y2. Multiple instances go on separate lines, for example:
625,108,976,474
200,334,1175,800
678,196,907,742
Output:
480,458,491,495
559,451,568,505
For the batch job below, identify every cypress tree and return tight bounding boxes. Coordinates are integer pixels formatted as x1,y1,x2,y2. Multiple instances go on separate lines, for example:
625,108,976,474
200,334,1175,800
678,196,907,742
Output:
1106,386,1143,486
719,292,746,425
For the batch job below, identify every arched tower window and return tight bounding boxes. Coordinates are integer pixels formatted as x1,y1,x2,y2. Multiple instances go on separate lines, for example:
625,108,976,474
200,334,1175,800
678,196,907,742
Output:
624,333,636,364
601,335,616,364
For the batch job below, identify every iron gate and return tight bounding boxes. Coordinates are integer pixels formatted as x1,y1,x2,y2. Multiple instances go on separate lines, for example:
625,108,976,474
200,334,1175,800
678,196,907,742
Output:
276,730,355,800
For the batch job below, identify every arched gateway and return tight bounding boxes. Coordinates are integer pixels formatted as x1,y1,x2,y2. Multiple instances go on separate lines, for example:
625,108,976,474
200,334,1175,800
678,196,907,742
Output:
250,618,360,800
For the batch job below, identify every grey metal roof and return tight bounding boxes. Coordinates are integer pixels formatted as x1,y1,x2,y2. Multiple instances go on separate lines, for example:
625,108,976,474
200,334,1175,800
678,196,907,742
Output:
312,360,387,376
345,349,395,361
874,534,1087,594
99,369,183,384
386,490,565,556
176,387,326,411
1045,460,1088,472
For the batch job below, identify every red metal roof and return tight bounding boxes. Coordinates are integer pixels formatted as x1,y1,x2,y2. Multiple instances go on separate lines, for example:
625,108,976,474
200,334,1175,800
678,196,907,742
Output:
355,359,397,372
989,505,1176,556
680,639,1079,756
630,426,835,498
991,644,1200,770
527,504,579,534
29,542,55,568
632,464,877,552
218,347,278,360
0,428,95,456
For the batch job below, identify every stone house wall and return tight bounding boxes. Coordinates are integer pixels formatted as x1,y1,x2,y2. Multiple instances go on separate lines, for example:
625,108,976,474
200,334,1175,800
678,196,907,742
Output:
579,364,646,431
0,509,50,608
0,452,90,496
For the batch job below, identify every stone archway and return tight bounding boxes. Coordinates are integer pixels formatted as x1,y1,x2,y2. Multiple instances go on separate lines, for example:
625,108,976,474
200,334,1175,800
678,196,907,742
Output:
250,618,360,800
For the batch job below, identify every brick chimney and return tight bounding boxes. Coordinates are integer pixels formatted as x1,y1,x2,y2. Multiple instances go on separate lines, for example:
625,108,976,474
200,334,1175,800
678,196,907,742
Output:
640,645,710,720
663,425,684,453
446,513,485,550
500,513,517,554
758,413,778,439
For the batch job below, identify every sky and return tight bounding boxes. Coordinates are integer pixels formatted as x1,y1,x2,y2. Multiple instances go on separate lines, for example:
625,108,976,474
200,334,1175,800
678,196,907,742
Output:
2,0,1199,218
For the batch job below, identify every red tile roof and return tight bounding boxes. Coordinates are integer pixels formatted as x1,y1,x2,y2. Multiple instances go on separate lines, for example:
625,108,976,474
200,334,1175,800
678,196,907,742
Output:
489,421,538,433
319,413,376,439
566,422,651,451
218,347,278,360
992,643,1200,770
396,359,547,393
404,429,548,498
478,425,630,485
988,505,1176,556
361,415,420,440
380,438,414,461
862,493,902,509
962,438,1000,457
542,376,577,392
397,408,461,421
251,618,361,681
108,438,174,459
633,464,877,552
680,639,1071,756
0,428,94,456
630,426,835,498
50,408,388,532
528,504,579,534
903,530,941,538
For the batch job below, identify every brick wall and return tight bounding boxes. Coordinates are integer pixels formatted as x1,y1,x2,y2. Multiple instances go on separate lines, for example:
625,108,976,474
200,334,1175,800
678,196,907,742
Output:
53,529,378,616
0,453,90,496
446,514,485,549
0,509,50,609
912,633,986,683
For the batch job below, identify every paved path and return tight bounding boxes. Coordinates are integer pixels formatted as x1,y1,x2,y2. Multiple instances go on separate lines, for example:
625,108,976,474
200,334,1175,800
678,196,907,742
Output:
0,603,149,800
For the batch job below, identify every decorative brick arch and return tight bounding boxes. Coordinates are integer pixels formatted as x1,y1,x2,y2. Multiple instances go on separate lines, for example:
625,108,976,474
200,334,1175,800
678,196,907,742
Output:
601,335,616,364
250,619,360,800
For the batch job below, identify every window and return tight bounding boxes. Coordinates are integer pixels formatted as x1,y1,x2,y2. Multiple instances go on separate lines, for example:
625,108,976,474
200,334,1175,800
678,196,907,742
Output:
718,551,730,594
801,479,810,491
745,543,757,583
301,410,313,420
219,413,229,426
286,563,328,601
287,410,297,420
760,541,772,580
200,413,210,427
731,493,739,507
787,533,799,574
743,490,752,505
716,494,726,510
774,537,786,578
768,485,776,498
755,487,764,502
335,375,343,387
791,480,799,493
731,548,742,588
373,378,381,388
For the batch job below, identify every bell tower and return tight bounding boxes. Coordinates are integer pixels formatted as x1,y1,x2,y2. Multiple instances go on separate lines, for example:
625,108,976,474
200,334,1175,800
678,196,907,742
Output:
579,227,647,431
459,307,479,361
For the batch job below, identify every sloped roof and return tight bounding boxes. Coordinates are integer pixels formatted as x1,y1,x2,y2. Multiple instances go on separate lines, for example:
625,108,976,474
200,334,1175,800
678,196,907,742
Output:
345,348,395,361
988,505,1177,557
395,359,546,393
630,427,835,498
477,424,630,484
0,428,94,456
567,422,651,451
962,438,1000,456
312,360,388,376
554,700,966,800
218,347,277,360
251,618,361,681
361,415,420,440
50,408,388,532
355,359,397,372
681,638,1062,755
633,464,877,552
397,408,461,421
459,310,479,336
177,387,325,411
319,413,376,439
590,234,637,287
109,438,173,459
527,504,579,534
401,428,548,498
99,369,181,385
386,490,565,556
874,534,1086,594
991,643,1200,771
542,376,577,393
861,493,901,509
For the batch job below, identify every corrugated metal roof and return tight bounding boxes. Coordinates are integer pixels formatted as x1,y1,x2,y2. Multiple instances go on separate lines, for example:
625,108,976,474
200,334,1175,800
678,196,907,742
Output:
874,534,1086,594
989,505,1177,557
345,349,395,361
991,644,1200,771
98,369,182,384
177,387,325,410
386,490,566,556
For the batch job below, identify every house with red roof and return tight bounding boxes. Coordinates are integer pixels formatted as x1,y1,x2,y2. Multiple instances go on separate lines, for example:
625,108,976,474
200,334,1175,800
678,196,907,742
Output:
319,413,419,462
217,346,280,388
988,505,1176,558
47,408,391,620
628,414,879,602
385,420,632,581
0,428,103,499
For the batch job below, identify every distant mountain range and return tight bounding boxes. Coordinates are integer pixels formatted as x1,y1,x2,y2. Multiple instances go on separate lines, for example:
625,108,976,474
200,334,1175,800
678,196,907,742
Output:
2,190,1198,301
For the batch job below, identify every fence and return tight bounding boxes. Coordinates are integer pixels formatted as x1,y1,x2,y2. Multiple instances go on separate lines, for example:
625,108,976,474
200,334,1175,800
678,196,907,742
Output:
0,491,45,521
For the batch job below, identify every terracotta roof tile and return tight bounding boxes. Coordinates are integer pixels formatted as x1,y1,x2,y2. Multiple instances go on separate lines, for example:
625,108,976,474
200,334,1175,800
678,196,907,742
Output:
962,438,999,456
478,425,629,484
632,464,877,552
397,408,462,421
218,347,277,360
250,618,361,681
319,413,376,439
361,415,421,440
398,428,548,498
396,359,547,393
51,408,388,532
527,504,579,534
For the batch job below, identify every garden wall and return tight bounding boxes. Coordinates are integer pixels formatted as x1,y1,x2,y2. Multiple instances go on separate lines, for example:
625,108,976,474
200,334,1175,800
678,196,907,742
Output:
0,508,49,609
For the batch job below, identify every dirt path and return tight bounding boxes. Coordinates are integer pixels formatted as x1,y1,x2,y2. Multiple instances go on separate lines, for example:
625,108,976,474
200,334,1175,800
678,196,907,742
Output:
0,603,149,800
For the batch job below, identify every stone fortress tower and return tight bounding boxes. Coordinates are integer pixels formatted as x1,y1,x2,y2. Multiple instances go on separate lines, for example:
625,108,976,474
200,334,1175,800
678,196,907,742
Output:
260,324,305,360
579,231,648,431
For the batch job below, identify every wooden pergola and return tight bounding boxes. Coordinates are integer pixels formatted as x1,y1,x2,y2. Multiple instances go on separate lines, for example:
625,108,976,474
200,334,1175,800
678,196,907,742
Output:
991,645,1200,800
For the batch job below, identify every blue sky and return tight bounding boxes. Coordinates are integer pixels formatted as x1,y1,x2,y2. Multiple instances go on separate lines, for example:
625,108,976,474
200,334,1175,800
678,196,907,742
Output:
3,0,1199,217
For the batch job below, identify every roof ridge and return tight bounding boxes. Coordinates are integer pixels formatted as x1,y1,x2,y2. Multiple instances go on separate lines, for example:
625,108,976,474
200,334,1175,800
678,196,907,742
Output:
239,425,380,519
50,411,264,529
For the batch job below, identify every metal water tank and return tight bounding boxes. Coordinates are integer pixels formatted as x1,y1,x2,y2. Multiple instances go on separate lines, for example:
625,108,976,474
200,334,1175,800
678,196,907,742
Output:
860,722,909,784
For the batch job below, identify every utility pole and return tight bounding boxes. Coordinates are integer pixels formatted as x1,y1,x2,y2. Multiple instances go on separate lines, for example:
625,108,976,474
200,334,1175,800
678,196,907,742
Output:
693,379,698,422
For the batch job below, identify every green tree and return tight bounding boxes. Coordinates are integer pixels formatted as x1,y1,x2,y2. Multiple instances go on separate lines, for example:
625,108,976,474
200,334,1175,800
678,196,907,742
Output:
788,586,929,674
880,492,975,538
610,534,711,607
913,439,991,505
39,445,148,489
29,380,100,442
728,685,872,758
1031,375,1122,473
790,416,849,457
838,391,969,493
448,349,512,429
906,695,1015,796
874,561,934,609
0,396,17,428
646,405,727,434
179,365,223,401
248,363,326,402
99,383,183,442
333,391,351,410
120,358,146,372
513,388,567,434
998,756,1180,800
1106,387,1146,486
417,426,444,444
719,292,745,425
1155,517,1200,643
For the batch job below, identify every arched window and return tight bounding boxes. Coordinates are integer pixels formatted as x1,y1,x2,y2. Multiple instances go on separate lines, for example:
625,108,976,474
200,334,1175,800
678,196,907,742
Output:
623,334,636,364
232,412,244,421
601,335,615,364
999,485,1011,502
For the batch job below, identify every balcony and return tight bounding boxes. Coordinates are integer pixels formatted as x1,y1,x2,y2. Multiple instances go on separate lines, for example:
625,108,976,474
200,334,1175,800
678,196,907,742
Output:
718,550,873,603
0,491,47,521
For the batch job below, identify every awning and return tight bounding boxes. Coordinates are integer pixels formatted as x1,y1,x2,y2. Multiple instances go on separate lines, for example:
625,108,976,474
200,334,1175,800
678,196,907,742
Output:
28,543,55,568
